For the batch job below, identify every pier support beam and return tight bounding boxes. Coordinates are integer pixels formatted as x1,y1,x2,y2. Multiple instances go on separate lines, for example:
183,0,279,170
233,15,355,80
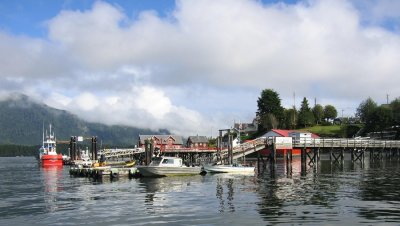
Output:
70,136,77,161
351,148,365,164
370,148,383,162
144,139,153,166
306,148,319,166
330,148,344,166
285,149,292,177
91,136,98,161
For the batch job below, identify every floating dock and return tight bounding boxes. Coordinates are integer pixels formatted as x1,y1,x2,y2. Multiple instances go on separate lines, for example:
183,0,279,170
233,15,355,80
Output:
69,165,140,179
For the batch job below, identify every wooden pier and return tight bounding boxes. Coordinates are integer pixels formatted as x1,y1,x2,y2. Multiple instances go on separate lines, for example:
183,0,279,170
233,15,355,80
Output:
214,136,400,174
69,165,140,179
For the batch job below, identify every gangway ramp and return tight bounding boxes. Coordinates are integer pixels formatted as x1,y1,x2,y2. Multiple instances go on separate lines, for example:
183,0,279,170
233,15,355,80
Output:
99,148,144,159
219,137,267,162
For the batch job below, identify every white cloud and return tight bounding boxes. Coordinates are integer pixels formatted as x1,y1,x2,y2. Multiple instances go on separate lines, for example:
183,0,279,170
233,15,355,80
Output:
134,86,172,119
1,0,400,135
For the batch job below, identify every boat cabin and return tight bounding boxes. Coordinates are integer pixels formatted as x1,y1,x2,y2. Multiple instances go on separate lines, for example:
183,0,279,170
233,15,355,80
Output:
149,156,183,167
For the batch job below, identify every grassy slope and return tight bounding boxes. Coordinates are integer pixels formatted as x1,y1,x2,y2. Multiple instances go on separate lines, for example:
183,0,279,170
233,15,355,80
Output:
302,125,342,137
301,124,363,138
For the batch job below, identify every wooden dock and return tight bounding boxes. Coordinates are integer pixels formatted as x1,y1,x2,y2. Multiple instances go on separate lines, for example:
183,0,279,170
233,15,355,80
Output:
215,137,400,165
69,165,140,179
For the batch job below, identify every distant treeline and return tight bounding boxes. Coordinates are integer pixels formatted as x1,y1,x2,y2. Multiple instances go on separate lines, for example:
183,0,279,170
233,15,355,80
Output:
0,143,137,157
0,144,41,157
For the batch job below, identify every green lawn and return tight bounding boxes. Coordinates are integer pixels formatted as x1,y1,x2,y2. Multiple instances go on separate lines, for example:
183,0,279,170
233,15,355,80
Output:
301,125,343,137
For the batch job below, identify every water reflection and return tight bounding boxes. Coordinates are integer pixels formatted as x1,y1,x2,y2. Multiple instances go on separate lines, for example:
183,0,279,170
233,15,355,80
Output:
356,160,400,222
256,156,400,224
138,175,206,213
41,165,64,212
216,176,235,212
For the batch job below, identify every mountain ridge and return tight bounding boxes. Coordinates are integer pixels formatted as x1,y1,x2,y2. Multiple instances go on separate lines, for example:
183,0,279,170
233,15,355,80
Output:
0,93,166,146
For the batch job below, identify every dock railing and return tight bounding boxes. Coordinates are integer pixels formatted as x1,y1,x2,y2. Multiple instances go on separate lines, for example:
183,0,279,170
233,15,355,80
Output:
292,138,400,149
99,148,145,158
216,137,400,163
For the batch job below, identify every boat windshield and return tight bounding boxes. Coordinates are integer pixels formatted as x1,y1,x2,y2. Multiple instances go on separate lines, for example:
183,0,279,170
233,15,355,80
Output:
149,157,163,166
162,158,175,164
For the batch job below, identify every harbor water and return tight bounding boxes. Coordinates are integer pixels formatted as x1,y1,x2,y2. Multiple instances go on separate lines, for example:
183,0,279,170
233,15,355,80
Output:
1,156,400,225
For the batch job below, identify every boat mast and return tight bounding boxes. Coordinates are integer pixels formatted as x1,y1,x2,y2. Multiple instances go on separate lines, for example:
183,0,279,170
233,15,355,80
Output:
42,122,44,147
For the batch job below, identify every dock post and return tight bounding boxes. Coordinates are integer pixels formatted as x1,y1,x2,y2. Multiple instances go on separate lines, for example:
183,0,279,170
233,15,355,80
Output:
370,148,373,161
362,148,365,164
94,136,98,161
351,148,354,162
341,148,344,165
217,130,223,163
228,129,233,165
301,147,307,175
72,136,77,160
257,152,266,174
69,136,74,161
286,149,292,177
301,147,306,165
273,143,277,166
144,139,153,166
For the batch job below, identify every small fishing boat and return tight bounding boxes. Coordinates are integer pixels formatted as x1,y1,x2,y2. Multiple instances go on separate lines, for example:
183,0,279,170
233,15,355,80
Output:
202,164,255,174
137,156,202,177
39,124,63,167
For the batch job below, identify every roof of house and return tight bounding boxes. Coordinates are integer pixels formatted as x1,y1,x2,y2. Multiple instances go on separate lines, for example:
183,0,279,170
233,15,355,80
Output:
187,135,209,143
265,129,320,138
139,135,184,145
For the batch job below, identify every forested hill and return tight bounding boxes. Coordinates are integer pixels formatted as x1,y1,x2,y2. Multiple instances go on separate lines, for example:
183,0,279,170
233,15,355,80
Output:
0,94,166,146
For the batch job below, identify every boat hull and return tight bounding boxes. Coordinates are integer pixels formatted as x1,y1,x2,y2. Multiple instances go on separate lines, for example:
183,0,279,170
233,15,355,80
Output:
41,154,63,167
203,165,255,174
137,166,202,177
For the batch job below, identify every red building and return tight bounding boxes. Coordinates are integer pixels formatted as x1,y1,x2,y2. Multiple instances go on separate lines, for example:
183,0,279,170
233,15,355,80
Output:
260,129,320,157
138,135,184,152
186,135,209,148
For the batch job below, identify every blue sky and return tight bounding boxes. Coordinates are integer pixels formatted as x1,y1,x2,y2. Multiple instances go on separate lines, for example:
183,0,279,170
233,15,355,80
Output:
0,0,176,37
0,0,304,37
0,0,400,135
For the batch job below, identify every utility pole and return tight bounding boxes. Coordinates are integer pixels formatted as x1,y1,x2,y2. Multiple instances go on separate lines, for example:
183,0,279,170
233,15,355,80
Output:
293,92,296,129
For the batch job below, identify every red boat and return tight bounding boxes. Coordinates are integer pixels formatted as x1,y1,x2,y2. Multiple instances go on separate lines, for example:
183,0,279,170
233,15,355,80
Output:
39,124,63,167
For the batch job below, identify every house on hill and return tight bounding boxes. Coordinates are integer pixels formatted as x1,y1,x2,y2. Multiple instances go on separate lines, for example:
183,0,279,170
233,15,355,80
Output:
187,135,209,148
138,135,184,151
233,118,258,135
263,129,319,140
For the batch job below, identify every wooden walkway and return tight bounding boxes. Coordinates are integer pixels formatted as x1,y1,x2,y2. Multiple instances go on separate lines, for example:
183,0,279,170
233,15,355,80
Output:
96,137,400,165
217,137,400,164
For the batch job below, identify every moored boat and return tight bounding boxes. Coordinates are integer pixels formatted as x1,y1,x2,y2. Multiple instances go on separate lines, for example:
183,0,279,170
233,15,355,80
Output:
137,156,202,177
39,124,63,167
202,164,255,174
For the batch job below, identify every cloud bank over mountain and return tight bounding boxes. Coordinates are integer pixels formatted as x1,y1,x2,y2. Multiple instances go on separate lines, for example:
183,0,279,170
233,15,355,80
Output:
0,0,399,135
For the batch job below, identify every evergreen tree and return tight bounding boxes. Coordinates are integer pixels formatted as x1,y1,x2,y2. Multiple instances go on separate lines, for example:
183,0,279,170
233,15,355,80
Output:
297,97,315,128
324,105,338,121
390,98,400,126
356,97,377,123
312,104,324,124
283,108,297,129
366,105,392,134
256,89,284,131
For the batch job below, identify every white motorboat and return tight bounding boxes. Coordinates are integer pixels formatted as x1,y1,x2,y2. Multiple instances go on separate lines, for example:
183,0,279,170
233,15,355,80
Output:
137,156,202,177
202,164,255,174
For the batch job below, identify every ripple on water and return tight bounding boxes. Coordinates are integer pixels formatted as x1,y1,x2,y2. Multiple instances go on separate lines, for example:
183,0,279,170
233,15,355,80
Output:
2,157,400,225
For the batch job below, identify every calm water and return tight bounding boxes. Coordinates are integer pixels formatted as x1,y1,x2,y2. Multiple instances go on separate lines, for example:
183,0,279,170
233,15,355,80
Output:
1,157,400,225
